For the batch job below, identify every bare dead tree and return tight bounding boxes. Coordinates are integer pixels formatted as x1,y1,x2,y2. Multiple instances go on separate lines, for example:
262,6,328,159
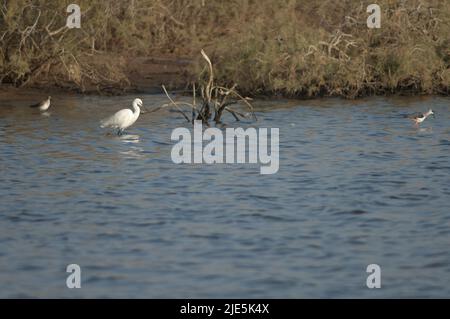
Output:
153,50,257,125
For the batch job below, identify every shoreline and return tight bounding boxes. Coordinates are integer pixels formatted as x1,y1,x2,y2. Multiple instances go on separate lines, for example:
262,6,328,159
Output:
1,56,194,96
1,82,447,102
1,55,448,100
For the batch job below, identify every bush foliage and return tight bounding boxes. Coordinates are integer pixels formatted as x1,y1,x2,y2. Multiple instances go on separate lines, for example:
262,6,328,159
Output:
1,0,449,97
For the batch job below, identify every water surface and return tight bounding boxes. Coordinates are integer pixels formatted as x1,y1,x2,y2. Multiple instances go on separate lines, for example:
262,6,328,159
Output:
0,92,449,298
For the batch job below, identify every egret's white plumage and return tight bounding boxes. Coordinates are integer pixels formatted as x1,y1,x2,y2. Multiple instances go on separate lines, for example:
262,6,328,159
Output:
100,98,143,135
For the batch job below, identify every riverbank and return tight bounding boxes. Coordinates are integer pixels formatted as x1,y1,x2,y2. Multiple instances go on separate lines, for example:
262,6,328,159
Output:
0,55,193,95
1,1,450,98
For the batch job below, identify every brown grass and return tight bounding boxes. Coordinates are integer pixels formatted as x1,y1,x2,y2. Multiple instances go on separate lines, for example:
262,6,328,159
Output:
1,0,450,97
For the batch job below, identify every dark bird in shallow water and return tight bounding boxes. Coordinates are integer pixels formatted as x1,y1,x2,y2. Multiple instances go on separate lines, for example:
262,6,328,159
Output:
30,96,51,111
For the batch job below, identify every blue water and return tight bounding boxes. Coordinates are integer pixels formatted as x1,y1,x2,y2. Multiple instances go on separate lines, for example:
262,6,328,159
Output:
0,92,449,298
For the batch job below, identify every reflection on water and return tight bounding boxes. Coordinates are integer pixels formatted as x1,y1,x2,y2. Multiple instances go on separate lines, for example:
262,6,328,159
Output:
120,145,145,160
118,134,141,143
0,92,449,298
418,127,433,133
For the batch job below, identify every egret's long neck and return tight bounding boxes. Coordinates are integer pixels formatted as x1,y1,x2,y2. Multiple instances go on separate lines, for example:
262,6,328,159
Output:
132,102,141,115
424,110,432,118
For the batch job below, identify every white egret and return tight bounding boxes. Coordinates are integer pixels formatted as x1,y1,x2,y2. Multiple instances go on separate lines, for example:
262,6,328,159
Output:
100,98,143,135
30,96,51,111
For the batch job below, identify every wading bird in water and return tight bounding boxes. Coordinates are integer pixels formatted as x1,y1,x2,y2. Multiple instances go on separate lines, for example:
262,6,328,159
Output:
30,96,51,111
100,98,143,135
408,109,435,127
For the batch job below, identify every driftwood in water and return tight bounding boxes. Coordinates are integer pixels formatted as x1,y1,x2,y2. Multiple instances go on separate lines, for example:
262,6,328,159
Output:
150,50,256,125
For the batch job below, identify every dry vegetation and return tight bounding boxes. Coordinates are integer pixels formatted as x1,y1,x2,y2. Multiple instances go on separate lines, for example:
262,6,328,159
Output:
1,0,450,97
158,50,256,125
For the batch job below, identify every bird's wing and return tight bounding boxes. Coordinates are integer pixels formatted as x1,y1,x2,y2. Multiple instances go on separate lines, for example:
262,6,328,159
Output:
100,109,133,128
30,101,43,108
407,112,423,119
